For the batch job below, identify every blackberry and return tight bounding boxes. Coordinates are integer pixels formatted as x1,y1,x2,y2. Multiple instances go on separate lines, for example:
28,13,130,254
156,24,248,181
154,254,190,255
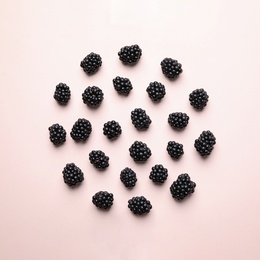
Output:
82,86,104,107
149,164,168,184
189,88,209,110
170,173,196,201
103,120,122,140
161,58,183,79
129,141,152,162
53,83,71,104
131,108,152,130
62,163,84,186
80,52,102,75
118,44,142,64
194,130,216,156
146,81,166,102
92,191,114,210
112,76,133,95
120,167,137,188
167,141,184,159
128,196,152,215
89,150,109,169
70,118,92,142
168,112,189,129
48,123,66,145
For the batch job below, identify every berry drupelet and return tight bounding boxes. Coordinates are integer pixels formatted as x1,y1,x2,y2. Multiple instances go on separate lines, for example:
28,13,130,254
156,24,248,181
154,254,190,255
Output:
62,163,84,186
103,120,122,140
168,112,189,129
70,118,92,142
131,108,152,130
113,76,133,95
129,141,152,162
92,191,114,210
82,86,104,107
160,58,183,79
128,196,152,215
194,130,216,156
80,52,102,75
89,150,109,169
118,44,142,64
48,123,66,145
189,88,209,110
53,83,71,104
149,164,168,184
170,173,196,201
120,167,137,188
146,81,166,102
167,141,184,159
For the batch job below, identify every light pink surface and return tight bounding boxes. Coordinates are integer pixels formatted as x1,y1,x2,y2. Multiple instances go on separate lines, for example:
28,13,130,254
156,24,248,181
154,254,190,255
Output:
1,1,260,259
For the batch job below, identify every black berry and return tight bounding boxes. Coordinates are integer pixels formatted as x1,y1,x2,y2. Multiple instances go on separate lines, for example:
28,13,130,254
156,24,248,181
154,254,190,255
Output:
82,86,104,107
48,123,66,145
128,196,152,215
161,58,183,79
168,112,189,129
131,108,152,130
170,173,196,201
120,167,137,188
129,141,152,162
92,191,114,210
80,52,102,75
113,76,133,95
53,83,71,104
194,130,216,156
149,164,168,184
146,81,166,102
118,44,142,64
167,141,184,159
189,88,209,110
103,120,122,140
70,118,92,142
62,163,84,186
89,150,109,169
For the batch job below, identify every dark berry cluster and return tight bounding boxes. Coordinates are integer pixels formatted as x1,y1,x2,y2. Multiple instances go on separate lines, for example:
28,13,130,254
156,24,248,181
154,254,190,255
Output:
62,163,84,186
128,196,152,215
168,112,189,129
129,141,152,162
118,44,142,64
120,167,137,188
131,108,151,130
89,150,109,169
160,58,182,79
92,191,114,210
82,86,104,107
70,118,92,142
146,81,166,102
80,52,102,74
189,88,209,110
149,164,168,184
54,83,71,104
194,130,216,156
49,123,66,145
103,120,122,140
167,141,184,159
113,76,133,95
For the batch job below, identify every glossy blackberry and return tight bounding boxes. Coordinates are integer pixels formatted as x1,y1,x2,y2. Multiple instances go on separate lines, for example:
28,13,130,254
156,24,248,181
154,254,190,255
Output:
170,173,196,201
62,163,84,186
53,83,71,104
146,81,166,102
120,167,137,188
161,58,182,79
167,141,184,159
168,112,189,129
129,141,152,162
80,52,102,75
149,164,168,184
48,123,66,145
189,88,209,110
103,120,122,140
131,108,152,130
118,44,142,64
113,76,133,95
70,118,92,142
194,130,216,156
128,196,152,215
82,86,104,107
89,150,109,169
92,191,114,210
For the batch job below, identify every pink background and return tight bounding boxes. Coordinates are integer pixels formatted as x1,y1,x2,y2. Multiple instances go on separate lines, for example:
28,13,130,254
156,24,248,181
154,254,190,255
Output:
1,0,260,259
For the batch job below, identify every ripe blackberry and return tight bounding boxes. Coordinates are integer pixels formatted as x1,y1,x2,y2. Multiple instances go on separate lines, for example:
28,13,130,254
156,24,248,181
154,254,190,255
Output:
113,76,133,95
146,81,166,102
92,191,114,210
53,83,71,104
129,141,152,162
189,88,209,110
170,173,196,201
89,150,109,169
82,86,104,107
149,164,168,184
62,163,84,186
103,120,122,140
80,52,102,75
128,196,152,215
161,58,182,79
118,44,142,64
120,167,137,188
48,123,66,145
167,141,184,159
131,108,152,130
168,112,189,129
70,118,92,142
194,130,216,156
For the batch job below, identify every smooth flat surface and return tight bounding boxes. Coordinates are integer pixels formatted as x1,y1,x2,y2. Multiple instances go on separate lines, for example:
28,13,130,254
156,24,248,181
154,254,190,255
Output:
1,1,260,259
